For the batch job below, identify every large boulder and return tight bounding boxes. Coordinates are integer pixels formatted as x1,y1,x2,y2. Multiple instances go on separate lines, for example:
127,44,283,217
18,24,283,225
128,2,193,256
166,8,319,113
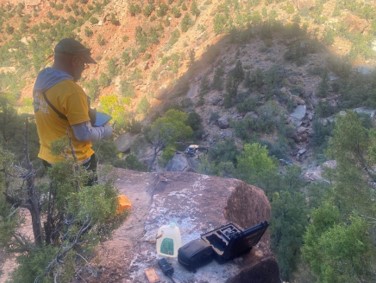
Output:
165,152,191,172
80,169,276,283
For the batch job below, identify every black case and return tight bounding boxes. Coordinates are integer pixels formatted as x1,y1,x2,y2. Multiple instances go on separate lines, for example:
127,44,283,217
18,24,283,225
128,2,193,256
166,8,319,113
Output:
177,238,214,271
201,221,269,262
178,221,269,271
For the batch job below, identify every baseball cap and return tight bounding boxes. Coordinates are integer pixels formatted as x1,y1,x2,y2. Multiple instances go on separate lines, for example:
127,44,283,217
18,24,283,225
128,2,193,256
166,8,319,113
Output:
54,38,96,64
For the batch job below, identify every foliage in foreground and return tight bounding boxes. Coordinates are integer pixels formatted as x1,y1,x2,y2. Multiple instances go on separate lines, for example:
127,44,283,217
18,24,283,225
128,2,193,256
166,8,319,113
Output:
302,111,376,283
0,145,125,282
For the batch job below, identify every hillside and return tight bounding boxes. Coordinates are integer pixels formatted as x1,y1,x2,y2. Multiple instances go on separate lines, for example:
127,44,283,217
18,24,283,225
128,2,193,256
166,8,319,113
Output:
1,0,376,168
1,0,376,282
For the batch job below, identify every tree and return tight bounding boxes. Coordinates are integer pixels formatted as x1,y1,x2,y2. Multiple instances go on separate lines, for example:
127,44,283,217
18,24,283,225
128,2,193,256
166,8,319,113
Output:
302,111,376,282
181,14,193,32
232,60,245,85
235,143,278,193
327,111,375,217
302,203,375,283
212,65,224,90
271,189,308,281
145,109,193,170
0,103,124,282
190,0,200,17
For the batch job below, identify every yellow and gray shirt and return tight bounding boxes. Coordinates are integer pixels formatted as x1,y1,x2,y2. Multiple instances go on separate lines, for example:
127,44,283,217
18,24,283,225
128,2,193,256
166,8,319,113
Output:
33,68,94,164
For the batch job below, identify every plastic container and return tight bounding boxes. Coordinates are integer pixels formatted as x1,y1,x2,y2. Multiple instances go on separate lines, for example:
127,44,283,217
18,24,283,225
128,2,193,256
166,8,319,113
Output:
156,223,182,257
116,195,132,214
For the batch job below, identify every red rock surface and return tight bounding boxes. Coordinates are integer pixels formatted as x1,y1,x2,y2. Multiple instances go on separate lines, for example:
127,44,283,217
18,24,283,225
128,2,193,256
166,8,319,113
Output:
79,169,274,283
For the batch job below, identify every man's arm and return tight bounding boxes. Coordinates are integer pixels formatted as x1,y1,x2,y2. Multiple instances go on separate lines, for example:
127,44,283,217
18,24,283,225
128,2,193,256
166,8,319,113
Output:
71,121,112,142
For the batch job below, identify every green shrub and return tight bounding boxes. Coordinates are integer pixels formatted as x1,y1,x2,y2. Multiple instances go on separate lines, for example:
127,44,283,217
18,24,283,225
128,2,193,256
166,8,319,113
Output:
187,111,203,139
68,15,76,24
97,34,106,46
129,3,141,16
99,73,111,87
5,24,14,34
107,58,118,77
172,6,182,18
55,3,64,10
317,71,329,98
231,117,253,141
236,96,257,113
90,16,99,24
12,245,60,283
114,154,147,171
143,4,155,17
84,79,100,99
137,97,150,114
166,29,180,49
120,81,135,97
282,2,295,14
157,3,168,17
316,101,337,118
85,27,93,37
181,14,193,32
312,119,333,150
212,65,224,90
122,50,131,65
135,26,148,51
191,0,200,17
213,13,228,34
208,139,238,165
209,112,220,124
125,117,142,134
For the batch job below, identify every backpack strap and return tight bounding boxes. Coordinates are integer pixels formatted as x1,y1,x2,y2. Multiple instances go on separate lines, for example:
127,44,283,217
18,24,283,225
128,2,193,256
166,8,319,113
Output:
42,91,67,120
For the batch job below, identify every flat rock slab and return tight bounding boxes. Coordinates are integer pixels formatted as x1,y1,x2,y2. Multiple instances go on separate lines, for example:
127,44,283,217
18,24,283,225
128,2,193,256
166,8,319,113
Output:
85,169,274,283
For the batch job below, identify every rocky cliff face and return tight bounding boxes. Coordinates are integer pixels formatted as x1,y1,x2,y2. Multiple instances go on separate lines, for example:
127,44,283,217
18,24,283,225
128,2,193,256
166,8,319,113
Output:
77,169,277,283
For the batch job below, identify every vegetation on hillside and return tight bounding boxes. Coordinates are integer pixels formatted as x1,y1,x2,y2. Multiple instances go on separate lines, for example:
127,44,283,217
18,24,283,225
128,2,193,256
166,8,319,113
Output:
1,0,376,282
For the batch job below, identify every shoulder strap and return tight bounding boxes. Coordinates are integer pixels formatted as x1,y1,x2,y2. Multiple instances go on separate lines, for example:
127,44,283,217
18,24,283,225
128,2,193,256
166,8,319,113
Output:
42,91,67,120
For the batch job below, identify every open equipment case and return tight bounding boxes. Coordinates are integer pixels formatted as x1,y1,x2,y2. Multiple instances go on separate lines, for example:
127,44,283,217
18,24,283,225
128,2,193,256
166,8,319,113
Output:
178,221,269,271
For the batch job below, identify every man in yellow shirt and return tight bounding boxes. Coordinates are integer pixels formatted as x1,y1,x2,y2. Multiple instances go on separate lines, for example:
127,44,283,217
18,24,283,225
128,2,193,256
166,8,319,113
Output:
33,38,112,184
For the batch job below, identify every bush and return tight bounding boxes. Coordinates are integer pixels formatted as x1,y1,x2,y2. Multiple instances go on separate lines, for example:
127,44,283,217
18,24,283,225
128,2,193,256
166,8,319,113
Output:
84,79,100,100
122,50,131,65
166,29,180,49
99,73,111,87
187,111,203,139
129,4,141,16
120,81,135,97
312,119,333,150
5,24,14,34
84,27,93,37
316,101,337,118
143,4,154,17
181,14,193,32
212,65,225,90
157,3,168,17
137,97,150,114
114,154,147,171
90,16,99,24
97,34,106,46
317,71,329,98
172,6,182,18
213,13,228,34
191,1,200,17
208,139,239,165
68,15,76,24
107,58,118,77
236,96,257,113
